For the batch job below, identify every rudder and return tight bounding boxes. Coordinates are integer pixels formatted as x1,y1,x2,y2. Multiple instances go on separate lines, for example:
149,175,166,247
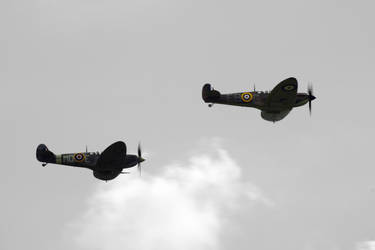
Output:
202,83,221,103
36,144,56,163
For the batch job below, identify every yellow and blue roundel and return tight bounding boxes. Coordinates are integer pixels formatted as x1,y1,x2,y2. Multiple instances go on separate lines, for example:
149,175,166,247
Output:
74,153,85,162
282,84,296,91
241,92,253,102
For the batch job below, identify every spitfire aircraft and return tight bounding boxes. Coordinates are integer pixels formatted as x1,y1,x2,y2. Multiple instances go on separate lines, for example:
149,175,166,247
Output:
202,77,316,122
36,141,145,181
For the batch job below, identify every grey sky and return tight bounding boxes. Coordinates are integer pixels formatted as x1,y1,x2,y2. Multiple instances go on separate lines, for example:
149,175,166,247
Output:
1,0,374,250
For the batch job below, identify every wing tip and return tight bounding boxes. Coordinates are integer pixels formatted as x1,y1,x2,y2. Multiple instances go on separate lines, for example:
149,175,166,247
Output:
283,77,297,83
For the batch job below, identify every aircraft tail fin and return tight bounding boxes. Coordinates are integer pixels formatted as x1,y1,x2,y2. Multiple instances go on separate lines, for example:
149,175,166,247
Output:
202,83,221,103
36,144,56,163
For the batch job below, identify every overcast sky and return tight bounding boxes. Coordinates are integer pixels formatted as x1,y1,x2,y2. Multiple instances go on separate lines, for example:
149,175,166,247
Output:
1,0,374,250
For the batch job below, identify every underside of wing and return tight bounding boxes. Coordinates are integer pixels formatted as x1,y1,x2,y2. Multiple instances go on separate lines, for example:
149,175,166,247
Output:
97,141,127,169
266,77,298,109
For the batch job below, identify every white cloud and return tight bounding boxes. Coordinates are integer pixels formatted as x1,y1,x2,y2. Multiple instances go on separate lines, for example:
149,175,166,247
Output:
66,145,271,250
357,241,375,250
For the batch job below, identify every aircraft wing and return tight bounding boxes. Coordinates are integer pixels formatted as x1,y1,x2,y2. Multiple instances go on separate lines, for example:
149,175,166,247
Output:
97,141,127,168
266,77,298,108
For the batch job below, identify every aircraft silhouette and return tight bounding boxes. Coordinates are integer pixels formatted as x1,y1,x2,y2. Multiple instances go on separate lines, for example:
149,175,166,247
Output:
202,77,316,122
36,141,145,181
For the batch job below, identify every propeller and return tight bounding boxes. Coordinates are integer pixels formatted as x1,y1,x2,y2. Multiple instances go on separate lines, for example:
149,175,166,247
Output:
137,142,145,176
307,83,316,115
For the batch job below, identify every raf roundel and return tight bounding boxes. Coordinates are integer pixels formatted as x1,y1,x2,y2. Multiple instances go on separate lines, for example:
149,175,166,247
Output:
241,92,253,103
74,153,85,162
282,84,296,92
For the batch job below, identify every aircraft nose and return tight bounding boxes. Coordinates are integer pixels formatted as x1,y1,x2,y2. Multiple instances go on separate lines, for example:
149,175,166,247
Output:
138,157,145,163
309,95,316,101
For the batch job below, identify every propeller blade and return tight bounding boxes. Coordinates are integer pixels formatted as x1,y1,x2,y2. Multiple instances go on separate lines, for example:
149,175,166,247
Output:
137,142,142,176
307,83,315,116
